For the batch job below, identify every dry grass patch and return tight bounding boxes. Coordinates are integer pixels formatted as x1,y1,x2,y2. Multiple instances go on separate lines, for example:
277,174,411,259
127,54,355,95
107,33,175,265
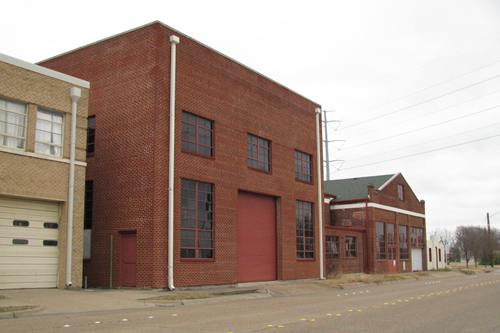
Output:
325,272,429,288
0,305,37,313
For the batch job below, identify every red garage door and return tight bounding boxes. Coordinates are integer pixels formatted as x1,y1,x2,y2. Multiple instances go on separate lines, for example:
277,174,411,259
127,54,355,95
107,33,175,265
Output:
237,191,276,283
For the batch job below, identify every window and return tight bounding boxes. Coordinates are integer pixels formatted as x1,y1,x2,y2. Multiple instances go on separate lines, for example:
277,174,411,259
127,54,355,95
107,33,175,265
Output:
84,181,94,230
180,179,214,259
376,222,386,259
247,134,270,172
386,223,396,259
0,98,26,149
438,249,442,262
399,225,409,260
35,109,63,156
181,112,213,157
397,184,404,200
345,236,357,257
87,116,95,155
411,227,424,248
295,150,312,183
296,201,314,259
429,248,432,262
325,235,339,258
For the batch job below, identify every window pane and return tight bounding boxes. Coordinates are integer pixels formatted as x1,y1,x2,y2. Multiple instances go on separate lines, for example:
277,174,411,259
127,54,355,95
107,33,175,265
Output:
181,112,213,157
180,179,214,259
248,134,270,171
35,109,63,156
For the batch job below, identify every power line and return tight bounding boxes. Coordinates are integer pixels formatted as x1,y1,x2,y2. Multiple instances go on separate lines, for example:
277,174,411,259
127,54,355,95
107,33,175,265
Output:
343,87,500,140
343,120,500,163
343,104,500,150
340,133,500,170
351,57,500,117
341,72,500,130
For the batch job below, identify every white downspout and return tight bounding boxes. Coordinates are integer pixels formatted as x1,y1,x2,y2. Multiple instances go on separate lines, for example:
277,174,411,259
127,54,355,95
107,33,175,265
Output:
168,35,180,291
66,87,81,287
315,107,325,280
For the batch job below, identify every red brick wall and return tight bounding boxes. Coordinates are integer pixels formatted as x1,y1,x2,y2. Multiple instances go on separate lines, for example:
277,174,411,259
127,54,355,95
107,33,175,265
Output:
326,174,426,275
369,174,426,273
324,227,365,275
40,22,321,288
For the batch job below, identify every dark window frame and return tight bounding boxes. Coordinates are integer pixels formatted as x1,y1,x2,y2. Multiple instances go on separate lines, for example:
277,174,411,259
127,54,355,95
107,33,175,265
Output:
376,222,386,259
294,150,312,183
325,235,339,259
86,116,96,156
386,223,396,259
345,236,357,257
181,111,214,158
296,200,314,260
84,181,93,230
180,179,214,260
410,227,424,248
399,225,409,260
247,133,271,173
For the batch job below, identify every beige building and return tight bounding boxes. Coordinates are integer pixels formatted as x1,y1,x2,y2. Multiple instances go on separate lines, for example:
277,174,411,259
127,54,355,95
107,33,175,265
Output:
0,53,89,289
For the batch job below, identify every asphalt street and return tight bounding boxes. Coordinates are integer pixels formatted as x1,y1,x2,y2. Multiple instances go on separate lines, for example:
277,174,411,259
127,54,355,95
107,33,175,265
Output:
1,270,499,332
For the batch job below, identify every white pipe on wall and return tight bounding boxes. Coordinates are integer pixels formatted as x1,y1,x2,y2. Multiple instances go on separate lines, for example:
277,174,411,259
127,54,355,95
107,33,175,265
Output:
315,107,325,280
167,35,180,291
66,87,81,287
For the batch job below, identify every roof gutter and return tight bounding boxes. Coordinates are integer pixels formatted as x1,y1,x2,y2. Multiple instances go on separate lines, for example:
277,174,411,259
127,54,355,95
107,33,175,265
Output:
167,34,180,291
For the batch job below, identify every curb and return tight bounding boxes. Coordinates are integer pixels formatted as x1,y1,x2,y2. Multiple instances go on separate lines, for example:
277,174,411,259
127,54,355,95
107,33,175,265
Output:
0,306,43,320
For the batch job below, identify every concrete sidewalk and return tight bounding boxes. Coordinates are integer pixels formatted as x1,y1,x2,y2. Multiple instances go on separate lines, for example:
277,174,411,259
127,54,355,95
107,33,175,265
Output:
0,270,472,319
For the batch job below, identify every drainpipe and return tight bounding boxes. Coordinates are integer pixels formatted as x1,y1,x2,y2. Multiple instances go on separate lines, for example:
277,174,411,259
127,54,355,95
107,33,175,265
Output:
66,87,81,287
167,35,180,291
315,107,325,280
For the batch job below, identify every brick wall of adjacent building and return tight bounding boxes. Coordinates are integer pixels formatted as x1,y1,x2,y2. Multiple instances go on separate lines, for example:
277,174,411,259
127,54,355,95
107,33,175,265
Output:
326,174,426,275
0,60,88,288
40,22,322,288
324,227,365,275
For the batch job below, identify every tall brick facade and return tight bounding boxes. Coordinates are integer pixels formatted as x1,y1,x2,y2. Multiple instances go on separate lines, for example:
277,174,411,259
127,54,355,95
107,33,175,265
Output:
325,173,427,275
40,22,323,288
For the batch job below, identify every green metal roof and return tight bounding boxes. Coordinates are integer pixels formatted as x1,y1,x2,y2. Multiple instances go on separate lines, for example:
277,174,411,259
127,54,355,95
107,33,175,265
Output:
324,174,395,201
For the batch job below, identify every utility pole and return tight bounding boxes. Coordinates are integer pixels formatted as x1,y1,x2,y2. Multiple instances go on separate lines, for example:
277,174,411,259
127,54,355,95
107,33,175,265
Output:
487,212,493,267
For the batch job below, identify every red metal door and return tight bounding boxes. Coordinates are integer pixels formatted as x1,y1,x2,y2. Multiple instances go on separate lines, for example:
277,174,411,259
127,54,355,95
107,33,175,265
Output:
119,232,137,287
237,191,276,282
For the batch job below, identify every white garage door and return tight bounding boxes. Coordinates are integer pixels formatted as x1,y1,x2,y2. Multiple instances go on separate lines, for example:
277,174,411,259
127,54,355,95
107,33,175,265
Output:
0,197,60,289
411,248,423,272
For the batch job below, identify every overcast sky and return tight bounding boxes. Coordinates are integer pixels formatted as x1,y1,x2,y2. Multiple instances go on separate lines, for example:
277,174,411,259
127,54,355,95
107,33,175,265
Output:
2,0,499,232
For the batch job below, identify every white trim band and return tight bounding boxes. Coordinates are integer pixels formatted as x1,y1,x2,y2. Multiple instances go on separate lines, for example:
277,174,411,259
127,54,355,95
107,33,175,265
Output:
331,202,425,218
0,52,90,88
0,146,87,167
378,173,400,191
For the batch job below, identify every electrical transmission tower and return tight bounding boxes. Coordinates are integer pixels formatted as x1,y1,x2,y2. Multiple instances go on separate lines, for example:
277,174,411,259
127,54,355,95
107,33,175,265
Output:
322,109,344,181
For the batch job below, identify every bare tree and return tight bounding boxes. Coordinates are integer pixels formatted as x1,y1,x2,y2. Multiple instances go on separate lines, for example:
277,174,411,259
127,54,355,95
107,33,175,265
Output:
469,227,487,267
455,226,474,268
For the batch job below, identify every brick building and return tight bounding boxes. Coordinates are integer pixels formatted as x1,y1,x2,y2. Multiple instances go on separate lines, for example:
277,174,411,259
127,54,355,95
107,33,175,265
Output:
0,53,89,289
40,21,324,288
323,173,426,275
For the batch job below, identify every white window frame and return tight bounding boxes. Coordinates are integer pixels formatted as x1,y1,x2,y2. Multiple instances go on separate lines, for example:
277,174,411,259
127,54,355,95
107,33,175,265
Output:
35,109,64,157
0,98,27,150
